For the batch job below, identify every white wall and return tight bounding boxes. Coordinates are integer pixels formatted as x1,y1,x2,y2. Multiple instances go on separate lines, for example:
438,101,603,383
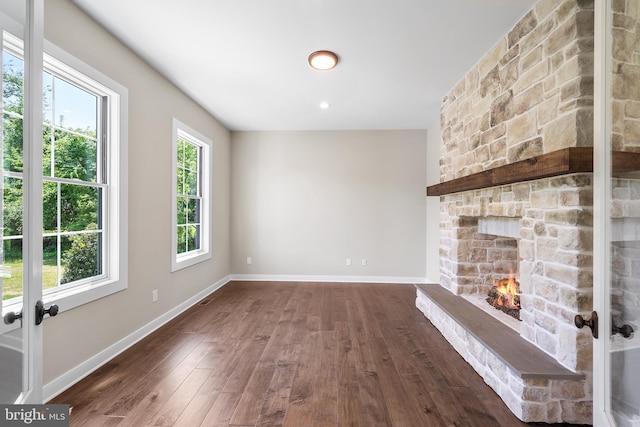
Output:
42,0,231,387
426,119,442,283
231,130,427,281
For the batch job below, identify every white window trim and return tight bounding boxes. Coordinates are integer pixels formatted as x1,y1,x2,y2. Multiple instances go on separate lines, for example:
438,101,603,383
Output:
1,35,128,323
41,41,128,311
171,118,211,272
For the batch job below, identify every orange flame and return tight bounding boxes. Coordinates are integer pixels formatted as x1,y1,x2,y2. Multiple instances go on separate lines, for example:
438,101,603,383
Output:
494,273,521,309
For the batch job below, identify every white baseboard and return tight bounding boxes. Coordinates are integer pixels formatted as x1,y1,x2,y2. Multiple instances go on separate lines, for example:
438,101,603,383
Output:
230,274,427,284
44,275,232,402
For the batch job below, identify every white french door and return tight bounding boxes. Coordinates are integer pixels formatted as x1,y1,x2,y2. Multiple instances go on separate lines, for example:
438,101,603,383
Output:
593,1,640,425
0,0,44,405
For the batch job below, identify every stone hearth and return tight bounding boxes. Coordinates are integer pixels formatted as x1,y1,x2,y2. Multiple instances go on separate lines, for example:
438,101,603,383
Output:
416,284,586,422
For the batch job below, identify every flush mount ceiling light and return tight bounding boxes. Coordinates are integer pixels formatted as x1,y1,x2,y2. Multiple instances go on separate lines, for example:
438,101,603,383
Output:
308,50,339,71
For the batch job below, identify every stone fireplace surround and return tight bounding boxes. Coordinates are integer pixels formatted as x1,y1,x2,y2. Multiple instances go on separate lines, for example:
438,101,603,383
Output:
417,0,597,424
418,171,593,423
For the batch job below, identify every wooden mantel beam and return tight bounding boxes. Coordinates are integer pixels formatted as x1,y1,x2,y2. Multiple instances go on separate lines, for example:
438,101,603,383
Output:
427,147,640,197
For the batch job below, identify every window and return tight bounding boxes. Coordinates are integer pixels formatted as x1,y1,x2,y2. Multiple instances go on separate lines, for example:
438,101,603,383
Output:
2,31,127,309
171,119,210,271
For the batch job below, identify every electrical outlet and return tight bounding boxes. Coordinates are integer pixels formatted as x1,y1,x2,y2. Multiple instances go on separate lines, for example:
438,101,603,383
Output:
361,259,367,266
152,289,158,302
247,256,252,265
346,258,352,266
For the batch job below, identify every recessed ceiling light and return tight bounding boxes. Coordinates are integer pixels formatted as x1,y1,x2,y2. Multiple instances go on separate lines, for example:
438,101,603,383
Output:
308,50,339,71
320,102,330,109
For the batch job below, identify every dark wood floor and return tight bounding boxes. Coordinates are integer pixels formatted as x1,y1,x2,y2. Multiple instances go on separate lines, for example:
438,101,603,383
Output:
50,281,579,426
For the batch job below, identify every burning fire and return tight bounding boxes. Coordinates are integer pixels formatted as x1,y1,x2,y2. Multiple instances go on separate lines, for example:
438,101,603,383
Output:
486,272,521,320
494,274,521,309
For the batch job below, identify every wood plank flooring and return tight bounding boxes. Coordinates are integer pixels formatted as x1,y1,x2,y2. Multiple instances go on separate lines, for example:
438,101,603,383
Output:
50,281,582,426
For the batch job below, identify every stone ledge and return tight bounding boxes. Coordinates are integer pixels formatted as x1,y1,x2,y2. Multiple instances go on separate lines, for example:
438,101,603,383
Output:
415,284,584,381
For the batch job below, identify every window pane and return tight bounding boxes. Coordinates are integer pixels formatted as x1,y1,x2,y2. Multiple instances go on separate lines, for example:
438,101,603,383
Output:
42,236,59,290
177,225,187,254
177,165,185,195
187,225,199,252
53,128,97,182
42,124,53,176
42,181,58,233
187,197,199,223
43,71,52,124
177,138,186,168
177,197,187,224
4,177,23,237
53,76,97,135
185,143,198,171
177,138,199,196
2,238,23,301
3,114,23,173
2,51,23,115
60,232,101,284
61,184,99,232
185,169,198,196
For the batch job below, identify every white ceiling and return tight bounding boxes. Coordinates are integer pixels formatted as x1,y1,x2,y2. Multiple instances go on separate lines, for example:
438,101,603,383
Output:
72,0,536,131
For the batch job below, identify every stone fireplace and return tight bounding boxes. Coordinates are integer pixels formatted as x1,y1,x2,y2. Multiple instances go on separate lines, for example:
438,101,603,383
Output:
437,172,594,357
417,0,596,424
419,173,594,423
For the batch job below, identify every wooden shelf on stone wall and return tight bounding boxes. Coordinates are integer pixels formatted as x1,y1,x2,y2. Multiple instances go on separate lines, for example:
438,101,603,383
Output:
613,151,640,178
426,147,640,197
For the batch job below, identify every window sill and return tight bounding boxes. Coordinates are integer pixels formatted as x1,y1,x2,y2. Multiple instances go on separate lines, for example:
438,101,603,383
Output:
45,278,127,312
0,278,127,335
172,251,211,272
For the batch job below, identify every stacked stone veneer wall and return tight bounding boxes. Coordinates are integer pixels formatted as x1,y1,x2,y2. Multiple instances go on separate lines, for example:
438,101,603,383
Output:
427,0,597,424
439,0,595,182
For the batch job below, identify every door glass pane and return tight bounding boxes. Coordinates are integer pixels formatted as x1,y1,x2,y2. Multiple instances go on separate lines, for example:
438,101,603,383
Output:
0,0,26,404
42,236,58,291
3,176,22,300
610,1,640,423
3,113,23,173
2,237,22,300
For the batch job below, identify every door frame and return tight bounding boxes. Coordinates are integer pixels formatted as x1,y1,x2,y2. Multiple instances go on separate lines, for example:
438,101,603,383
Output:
22,0,44,403
17,0,44,404
592,0,615,425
